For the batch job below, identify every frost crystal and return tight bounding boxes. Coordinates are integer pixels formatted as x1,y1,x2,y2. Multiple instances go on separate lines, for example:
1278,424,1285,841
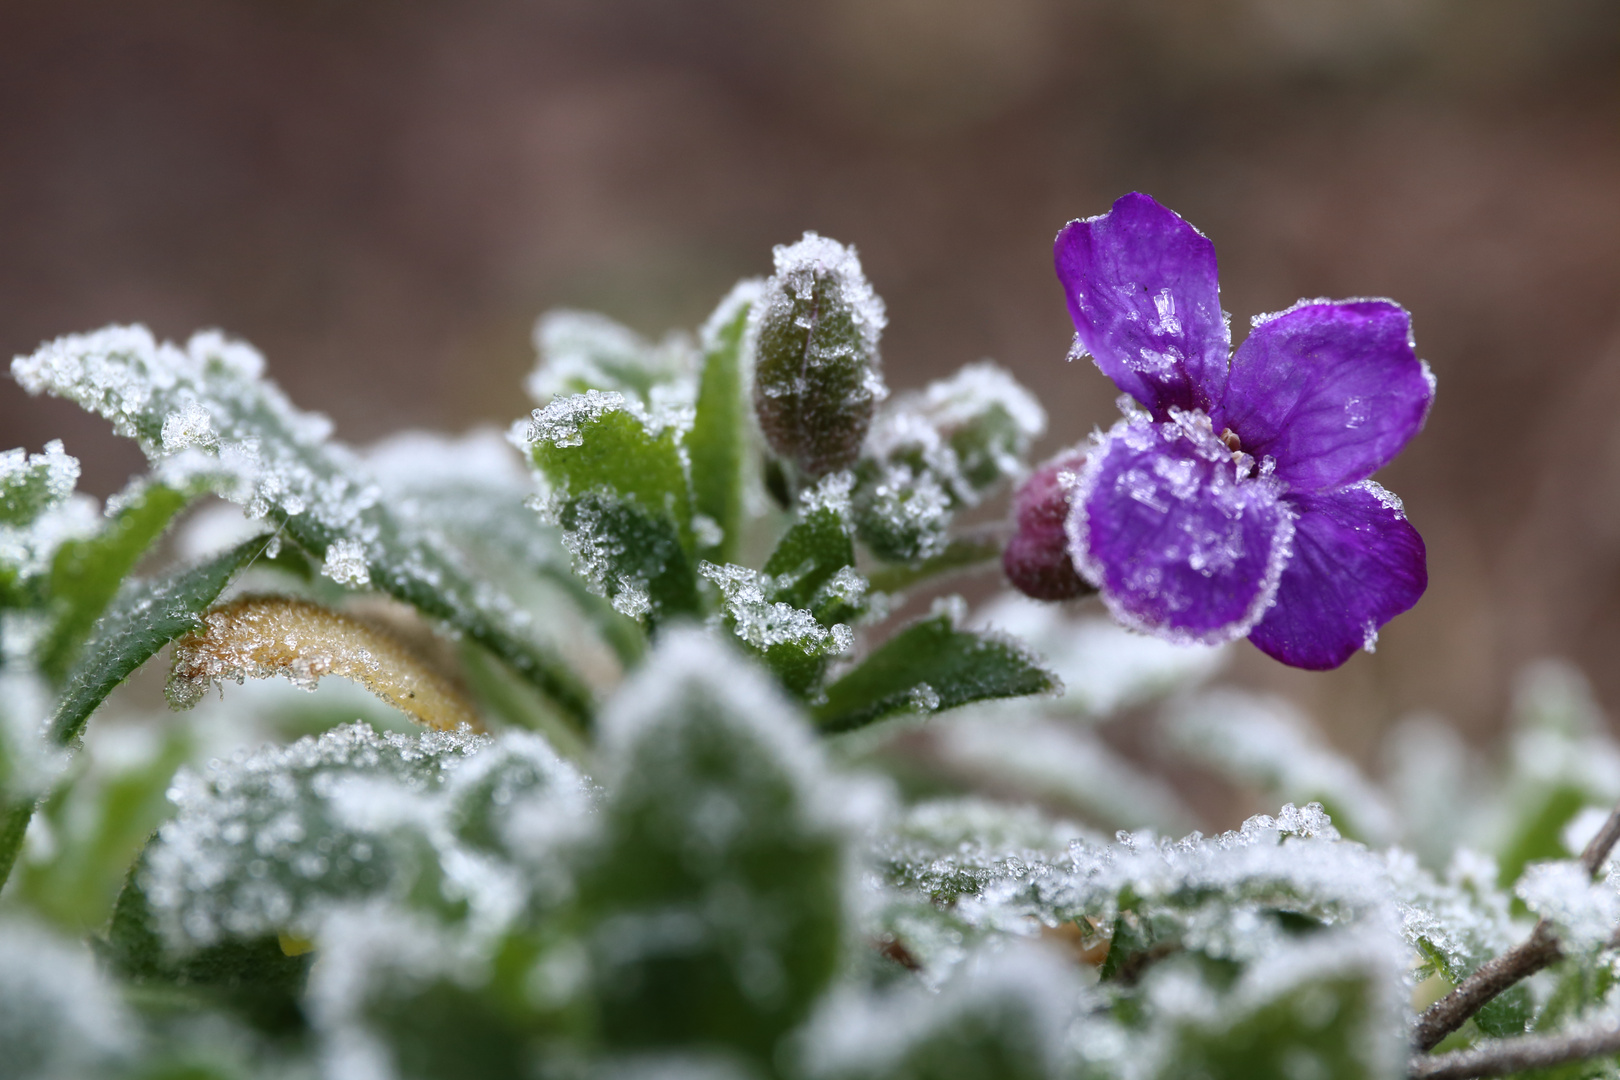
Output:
322,536,372,586
864,361,1046,507
701,561,853,658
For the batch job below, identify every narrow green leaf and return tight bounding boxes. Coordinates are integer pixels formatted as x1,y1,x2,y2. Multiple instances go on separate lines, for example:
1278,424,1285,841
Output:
689,283,759,563
12,327,594,728
813,611,1058,733
529,397,692,542
50,534,268,748
0,536,266,891
37,482,191,683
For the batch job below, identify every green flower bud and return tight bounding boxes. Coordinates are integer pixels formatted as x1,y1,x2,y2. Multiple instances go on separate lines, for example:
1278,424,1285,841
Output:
750,232,888,480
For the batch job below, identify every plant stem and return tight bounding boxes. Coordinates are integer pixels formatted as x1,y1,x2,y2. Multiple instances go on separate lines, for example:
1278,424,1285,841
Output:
866,525,1009,595
1412,798,1620,1051
1409,1024,1620,1080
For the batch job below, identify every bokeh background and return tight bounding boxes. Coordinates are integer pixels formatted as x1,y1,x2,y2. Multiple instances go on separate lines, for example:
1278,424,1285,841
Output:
2,0,1618,757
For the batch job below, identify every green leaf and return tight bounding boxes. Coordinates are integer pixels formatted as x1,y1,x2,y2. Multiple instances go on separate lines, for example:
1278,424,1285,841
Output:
576,630,847,1061
689,283,759,563
762,474,857,613
13,725,193,934
50,534,268,748
813,610,1058,733
126,722,491,952
37,482,191,683
0,440,79,527
12,326,594,728
1158,942,1399,1080
527,309,694,405
800,948,1074,1080
528,391,700,623
101,868,312,1035
700,562,852,698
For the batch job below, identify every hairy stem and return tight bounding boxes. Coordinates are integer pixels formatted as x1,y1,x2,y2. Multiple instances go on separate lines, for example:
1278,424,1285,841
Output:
1409,1024,1620,1080
1413,798,1620,1051
168,594,482,731
866,524,1013,594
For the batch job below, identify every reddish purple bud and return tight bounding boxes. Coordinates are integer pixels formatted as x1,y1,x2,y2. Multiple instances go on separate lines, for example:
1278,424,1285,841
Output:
1003,451,1091,601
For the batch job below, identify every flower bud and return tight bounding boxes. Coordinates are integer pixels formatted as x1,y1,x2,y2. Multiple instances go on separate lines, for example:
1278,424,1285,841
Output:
751,232,887,479
1003,451,1091,601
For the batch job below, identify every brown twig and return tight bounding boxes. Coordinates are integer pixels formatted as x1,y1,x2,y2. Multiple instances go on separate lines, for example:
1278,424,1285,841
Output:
1412,799,1620,1052
1409,1024,1620,1080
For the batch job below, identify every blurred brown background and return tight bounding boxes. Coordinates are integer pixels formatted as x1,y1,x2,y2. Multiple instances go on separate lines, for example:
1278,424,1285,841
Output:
2,0,1617,755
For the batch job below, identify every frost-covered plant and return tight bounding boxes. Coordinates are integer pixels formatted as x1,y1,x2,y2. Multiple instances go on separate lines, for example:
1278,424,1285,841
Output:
0,206,1615,1080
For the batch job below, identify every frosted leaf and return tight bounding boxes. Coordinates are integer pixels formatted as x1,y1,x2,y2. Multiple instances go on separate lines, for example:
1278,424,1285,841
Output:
1390,847,1519,988
1518,860,1620,951
796,944,1080,1080
167,595,481,730
1147,925,1407,1080
526,309,697,409
582,628,858,1057
852,460,952,564
701,562,852,658
137,722,499,949
878,801,1409,969
1380,715,1479,870
307,902,517,1080
1166,690,1396,845
931,712,1195,833
863,361,1045,507
0,439,80,526
0,918,135,1078
972,592,1225,718
0,670,70,801
0,442,97,582
13,324,593,723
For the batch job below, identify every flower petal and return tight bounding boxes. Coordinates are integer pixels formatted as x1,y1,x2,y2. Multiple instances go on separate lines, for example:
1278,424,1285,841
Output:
1067,412,1295,645
1248,481,1426,670
1218,299,1434,494
1054,193,1230,417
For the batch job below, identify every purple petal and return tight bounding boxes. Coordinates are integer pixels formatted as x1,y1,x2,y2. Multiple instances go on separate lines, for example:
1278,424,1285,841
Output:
1249,481,1427,670
1054,193,1230,418
1004,450,1091,601
1217,299,1434,494
1067,412,1295,645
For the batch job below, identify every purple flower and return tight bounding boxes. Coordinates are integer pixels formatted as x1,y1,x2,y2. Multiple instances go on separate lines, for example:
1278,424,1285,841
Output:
1053,193,1433,669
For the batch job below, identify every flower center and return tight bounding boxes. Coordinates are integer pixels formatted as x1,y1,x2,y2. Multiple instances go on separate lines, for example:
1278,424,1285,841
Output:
1219,428,1242,454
